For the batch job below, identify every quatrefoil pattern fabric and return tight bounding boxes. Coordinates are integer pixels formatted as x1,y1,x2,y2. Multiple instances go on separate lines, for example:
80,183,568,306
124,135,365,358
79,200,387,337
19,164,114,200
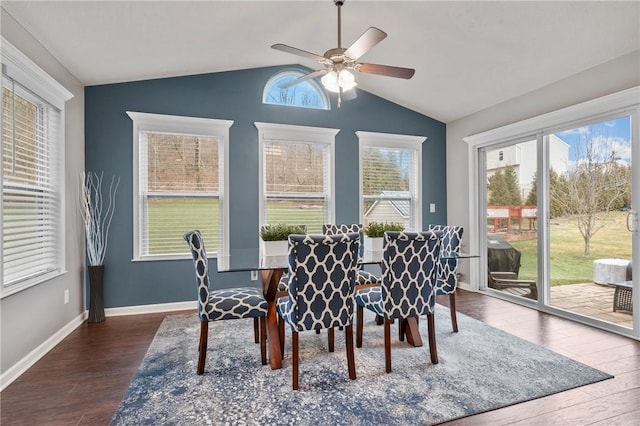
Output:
428,225,464,295
323,223,381,285
355,231,441,319
184,230,267,322
277,233,360,332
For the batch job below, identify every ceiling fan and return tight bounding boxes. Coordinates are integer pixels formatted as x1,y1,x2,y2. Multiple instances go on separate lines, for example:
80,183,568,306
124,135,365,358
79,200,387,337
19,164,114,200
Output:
271,0,415,105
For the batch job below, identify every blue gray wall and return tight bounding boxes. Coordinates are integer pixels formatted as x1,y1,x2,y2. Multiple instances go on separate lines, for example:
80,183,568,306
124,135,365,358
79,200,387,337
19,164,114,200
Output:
85,65,446,308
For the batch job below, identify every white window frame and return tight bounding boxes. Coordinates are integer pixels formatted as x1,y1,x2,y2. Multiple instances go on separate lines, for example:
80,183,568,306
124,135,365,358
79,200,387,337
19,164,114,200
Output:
262,70,330,110
357,131,425,231
1,38,73,298
255,122,338,231
127,111,232,261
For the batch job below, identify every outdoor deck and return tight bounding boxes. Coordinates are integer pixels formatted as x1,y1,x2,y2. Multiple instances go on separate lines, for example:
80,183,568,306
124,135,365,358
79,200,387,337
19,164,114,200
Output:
501,283,632,328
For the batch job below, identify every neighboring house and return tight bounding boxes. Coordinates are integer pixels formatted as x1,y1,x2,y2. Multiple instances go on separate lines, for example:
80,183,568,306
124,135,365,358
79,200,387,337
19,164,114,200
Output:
486,134,569,200
364,191,411,229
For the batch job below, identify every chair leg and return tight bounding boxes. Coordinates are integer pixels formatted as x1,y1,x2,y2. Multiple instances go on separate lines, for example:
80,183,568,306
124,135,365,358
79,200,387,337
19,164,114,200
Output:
449,292,459,333
375,314,384,325
253,317,259,343
260,316,267,365
384,318,392,373
278,314,285,356
197,320,209,375
328,327,335,352
345,324,356,380
356,305,364,348
398,318,406,342
292,330,299,390
427,313,439,365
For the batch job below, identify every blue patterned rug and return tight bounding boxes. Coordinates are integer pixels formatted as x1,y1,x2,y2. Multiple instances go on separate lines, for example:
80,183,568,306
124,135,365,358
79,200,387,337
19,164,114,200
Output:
111,305,612,425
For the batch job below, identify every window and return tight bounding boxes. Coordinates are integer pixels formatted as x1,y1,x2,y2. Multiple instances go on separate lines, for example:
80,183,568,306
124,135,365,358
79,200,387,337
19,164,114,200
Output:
1,39,72,297
255,122,337,233
357,131,425,231
262,70,330,110
127,112,232,260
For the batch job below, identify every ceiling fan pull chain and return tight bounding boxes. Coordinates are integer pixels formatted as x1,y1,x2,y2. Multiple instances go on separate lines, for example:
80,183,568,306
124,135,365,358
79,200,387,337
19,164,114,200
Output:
336,0,343,48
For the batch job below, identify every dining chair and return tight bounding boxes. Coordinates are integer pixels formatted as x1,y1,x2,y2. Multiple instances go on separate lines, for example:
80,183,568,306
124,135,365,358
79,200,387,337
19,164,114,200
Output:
323,223,382,287
428,224,464,332
276,233,360,390
184,230,268,375
355,230,442,373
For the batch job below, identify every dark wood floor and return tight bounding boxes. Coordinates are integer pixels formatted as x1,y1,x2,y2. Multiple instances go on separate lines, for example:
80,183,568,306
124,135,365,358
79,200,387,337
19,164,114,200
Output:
2,290,639,425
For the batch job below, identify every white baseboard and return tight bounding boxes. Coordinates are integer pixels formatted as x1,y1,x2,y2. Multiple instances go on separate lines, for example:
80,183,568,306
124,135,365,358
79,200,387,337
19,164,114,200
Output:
105,300,196,317
0,312,85,392
0,300,197,392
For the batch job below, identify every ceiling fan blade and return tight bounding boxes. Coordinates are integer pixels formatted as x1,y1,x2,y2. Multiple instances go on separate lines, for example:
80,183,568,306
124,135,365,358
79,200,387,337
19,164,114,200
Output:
344,27,387,60
355,63,415,79
278,69,328,89
271,43,327,63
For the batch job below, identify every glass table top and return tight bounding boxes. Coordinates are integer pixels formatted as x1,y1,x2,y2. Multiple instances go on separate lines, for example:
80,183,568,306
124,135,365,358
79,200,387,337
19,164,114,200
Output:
217,248,477,273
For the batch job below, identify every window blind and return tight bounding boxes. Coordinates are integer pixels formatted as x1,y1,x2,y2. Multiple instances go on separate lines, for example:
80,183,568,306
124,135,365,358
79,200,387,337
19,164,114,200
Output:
263,139,329,234
2,75,62,287
138,131,221,256
361,145,417,230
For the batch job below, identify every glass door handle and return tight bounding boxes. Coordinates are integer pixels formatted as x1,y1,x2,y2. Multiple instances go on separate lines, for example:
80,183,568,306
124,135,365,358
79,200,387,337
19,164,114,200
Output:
626,209,638,232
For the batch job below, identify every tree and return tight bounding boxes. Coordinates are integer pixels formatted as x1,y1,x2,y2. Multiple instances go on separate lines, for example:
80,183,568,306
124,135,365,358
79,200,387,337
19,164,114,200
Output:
488,166,521,206
525,169,567,219
552,130,630,256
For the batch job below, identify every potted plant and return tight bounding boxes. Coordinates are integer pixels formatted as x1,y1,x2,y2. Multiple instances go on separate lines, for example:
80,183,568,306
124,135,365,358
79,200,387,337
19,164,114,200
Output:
363,221,404,251
79,171,120,323
260,224,306,256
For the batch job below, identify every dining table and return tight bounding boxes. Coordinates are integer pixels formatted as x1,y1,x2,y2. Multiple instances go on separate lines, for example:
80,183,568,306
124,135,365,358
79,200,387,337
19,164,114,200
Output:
217,247,476,370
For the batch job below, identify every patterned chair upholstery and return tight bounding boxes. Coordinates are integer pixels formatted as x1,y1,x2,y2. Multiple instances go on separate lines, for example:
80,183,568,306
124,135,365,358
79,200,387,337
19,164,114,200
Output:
355,231,442,373
428,225,464,332
323,224,382,287
184,230,268,375
276,233,360,390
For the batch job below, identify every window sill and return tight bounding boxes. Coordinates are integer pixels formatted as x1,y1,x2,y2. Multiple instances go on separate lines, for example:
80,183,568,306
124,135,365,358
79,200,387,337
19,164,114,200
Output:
1,269,68,299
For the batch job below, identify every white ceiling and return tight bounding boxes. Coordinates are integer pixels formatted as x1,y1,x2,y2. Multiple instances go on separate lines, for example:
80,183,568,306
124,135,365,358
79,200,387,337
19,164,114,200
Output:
2,1,639,123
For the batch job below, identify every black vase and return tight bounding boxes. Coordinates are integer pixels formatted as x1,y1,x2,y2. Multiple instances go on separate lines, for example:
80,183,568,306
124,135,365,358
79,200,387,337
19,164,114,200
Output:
88,265,106,323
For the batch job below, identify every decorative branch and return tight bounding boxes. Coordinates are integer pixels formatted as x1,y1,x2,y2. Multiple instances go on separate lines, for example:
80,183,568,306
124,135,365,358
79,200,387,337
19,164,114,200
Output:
79,172,120,266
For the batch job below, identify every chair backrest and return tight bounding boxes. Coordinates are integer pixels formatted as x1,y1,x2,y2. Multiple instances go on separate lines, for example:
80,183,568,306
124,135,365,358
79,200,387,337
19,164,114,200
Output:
286,233,360,331
184,230,210,320
428,225,464,294
322,223,364,256
381,231,442,318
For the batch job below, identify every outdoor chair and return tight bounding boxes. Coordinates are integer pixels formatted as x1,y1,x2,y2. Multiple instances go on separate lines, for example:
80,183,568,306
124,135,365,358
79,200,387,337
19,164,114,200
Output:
276,233,360,390
184,230,268,375
355,231,442,373
488,271,538,300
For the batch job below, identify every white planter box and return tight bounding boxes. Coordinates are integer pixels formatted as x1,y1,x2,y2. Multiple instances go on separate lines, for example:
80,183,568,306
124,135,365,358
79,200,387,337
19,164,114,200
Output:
364,237,383,252
260,239,289,257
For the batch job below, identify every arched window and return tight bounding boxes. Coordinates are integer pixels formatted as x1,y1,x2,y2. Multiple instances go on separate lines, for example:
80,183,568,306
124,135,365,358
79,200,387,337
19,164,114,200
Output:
263,70,330,110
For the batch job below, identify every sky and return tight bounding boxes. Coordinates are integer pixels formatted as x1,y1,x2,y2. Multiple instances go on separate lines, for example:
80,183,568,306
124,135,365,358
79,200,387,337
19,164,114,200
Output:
555,115,631,164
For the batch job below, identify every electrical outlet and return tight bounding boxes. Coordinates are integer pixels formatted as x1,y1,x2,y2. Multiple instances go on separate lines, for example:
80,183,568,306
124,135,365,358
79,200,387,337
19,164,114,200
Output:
430,203,436,213
251,270,258,281
64,289,69,304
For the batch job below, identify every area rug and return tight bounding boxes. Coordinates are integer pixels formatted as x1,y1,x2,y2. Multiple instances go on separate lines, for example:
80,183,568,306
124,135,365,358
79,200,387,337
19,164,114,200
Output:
111,306,612,425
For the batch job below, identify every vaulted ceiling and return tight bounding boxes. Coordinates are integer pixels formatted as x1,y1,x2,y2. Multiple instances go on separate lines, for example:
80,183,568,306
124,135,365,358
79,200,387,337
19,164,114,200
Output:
2,1,638,123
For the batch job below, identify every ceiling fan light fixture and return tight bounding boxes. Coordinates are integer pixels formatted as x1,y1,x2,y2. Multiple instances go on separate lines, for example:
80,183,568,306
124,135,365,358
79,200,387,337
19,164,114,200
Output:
321,69,356,93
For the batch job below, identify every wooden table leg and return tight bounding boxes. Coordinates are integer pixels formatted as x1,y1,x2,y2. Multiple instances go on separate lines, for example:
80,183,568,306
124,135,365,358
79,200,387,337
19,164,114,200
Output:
403,317,423,347
261,269,284,370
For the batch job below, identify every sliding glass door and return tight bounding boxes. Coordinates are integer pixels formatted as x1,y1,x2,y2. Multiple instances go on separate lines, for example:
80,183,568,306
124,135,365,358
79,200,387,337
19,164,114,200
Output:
485,140,539,302
472,91,638,339
547,115,634,330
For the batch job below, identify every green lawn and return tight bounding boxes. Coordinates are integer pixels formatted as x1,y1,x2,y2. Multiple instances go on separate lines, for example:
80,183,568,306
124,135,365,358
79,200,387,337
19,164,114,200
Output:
148,198,220,254
511,211,632,286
